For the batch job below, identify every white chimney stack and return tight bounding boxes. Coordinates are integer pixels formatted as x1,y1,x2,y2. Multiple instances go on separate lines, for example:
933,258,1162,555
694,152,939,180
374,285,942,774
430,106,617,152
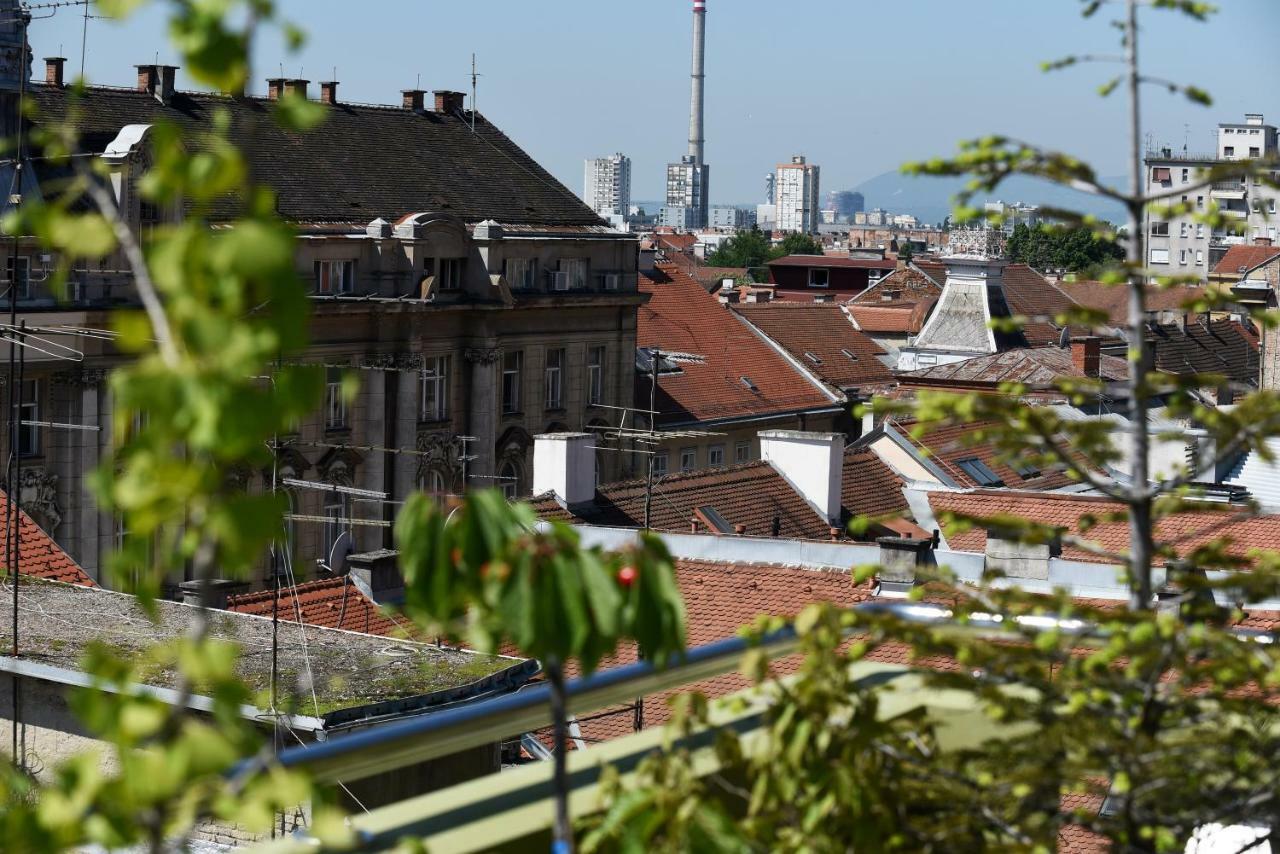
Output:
759,430,844,525
532,433,596,507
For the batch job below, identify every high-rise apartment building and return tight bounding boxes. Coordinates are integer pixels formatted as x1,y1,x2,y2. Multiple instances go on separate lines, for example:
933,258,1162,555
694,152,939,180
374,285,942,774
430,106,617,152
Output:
776,155,821,234
1144,113,1280,274
664,155,709,229
583,153,631,220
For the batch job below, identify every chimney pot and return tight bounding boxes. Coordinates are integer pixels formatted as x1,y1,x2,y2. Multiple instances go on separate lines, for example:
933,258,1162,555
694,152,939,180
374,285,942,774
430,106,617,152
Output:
137,64,179,104
402,88,426,111
283,78,309,99
265,77,286,101
319,80,339,105
1070,335,1101,378
44,56,65,88
136,64,157,94
733,523,746,535
433,89,465,113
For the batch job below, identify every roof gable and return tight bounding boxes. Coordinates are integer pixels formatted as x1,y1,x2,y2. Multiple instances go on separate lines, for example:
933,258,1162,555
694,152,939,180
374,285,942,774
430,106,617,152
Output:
0,490,94,586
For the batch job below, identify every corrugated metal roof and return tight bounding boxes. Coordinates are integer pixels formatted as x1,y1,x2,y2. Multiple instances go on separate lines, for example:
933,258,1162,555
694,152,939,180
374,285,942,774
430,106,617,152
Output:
1225,437,1280,510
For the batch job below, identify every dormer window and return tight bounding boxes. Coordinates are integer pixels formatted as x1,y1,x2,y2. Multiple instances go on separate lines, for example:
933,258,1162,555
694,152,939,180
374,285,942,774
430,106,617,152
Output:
808,268,829,288
316,259,354,295
438,258,465,291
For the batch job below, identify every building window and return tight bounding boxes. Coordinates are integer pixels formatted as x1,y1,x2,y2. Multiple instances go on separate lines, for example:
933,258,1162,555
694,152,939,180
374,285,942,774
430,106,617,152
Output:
1150,221,1169,237
1250,147,1261,158
315,259,354,295
421,469,447,508
1181,168,1188,182
1224,146,1235,157
1179,222,1187,238
808,268,830,288
680,446,697,472
544,348,564,410
325,367,346,429
1196,196,1204,209
1195,223,1205,239
18,379,38,457
499,460,520,500
1270,199,1277,215
708,444,725,467
505,257,536,290
323,499,349,564
1196,250,1204,265
652,451,668,478
6,256,30,300
955,457,1004,487
502,351,522,414
1149,248,1170,265
1178,249,1187,265
438,258,464,291
420,355,451,422
587,345,605,406
560,258,588,290
735,441,750,464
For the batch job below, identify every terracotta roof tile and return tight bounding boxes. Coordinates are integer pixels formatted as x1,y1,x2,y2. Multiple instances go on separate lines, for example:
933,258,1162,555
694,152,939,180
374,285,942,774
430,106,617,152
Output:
1001,265,1084,347
1147,317,1259,383
888,417,1083,491
638,264,835,425
900,347,1128,387
0,491,94,586
848,266,943,305
227,576,413,636
929,490,1280,565
1211,244,1280,278
531,446,908,540
732,302,894,391
1057,281,1206,328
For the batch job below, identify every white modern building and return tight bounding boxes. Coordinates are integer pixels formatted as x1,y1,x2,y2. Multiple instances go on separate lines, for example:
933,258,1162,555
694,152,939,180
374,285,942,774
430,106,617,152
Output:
710,205,756,230
583,153,631,220
776,155,820,234
1144,113,1280,275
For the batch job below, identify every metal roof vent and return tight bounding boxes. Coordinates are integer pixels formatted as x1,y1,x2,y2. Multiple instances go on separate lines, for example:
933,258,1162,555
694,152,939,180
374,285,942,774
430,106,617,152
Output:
740,375,759,392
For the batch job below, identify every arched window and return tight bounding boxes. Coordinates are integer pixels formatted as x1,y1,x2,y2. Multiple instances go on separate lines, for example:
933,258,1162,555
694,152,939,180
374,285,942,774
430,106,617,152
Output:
499,460,520,500
420,469,447,508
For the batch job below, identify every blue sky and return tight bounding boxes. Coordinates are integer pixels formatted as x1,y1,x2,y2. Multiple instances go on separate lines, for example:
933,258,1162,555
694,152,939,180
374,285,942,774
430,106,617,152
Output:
30,0,1280,206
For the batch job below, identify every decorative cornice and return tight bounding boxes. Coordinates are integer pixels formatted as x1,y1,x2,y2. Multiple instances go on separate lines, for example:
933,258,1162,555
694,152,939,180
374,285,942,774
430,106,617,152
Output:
464,347,502,365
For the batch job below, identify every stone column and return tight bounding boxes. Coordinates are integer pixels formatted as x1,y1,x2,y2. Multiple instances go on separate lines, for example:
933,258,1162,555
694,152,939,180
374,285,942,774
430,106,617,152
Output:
464,347,501,485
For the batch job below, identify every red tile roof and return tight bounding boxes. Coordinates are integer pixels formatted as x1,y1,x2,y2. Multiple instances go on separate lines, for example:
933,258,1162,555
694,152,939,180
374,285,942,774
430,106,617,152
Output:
899,346,1129,388
732,302,894,391
1147,317,1259,383
848,265,943,305
531,446,909,540
0,491,94,586
929,490,1280,565
638,264,835,425
846,300,936,334
888,417,1083,491
1211,243,1280,278
1056,281,1206,328
226,575,414,636
1001,264,1084,347
768,254,896,270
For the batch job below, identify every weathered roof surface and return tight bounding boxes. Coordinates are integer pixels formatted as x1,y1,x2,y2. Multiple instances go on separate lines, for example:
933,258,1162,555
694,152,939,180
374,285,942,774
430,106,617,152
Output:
910,276,995,353
1147,317,1259,383
929,490,1280,566
846,300,936,334
0,490,94,586
900,346,1129,388
913,258,948,286
732,302,894,391
27,83,604,227
1000,265,1082,347
1225,436,1280,510
638,264,834,425
227,575,410,636
688,265,747,289
768,254,896,271
0,580,520,716
1211,243,1280,278
1058,791,1110,853
886,417,1082,491
531,447,909,539
1056,280,1206,328
848,265,942,305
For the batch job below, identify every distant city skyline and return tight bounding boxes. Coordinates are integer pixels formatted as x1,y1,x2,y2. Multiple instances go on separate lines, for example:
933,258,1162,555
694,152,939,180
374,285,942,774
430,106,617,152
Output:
29,0,1279,209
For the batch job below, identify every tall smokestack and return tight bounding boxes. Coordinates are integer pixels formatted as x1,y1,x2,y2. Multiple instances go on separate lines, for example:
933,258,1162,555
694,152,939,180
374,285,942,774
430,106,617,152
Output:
688,0,706,164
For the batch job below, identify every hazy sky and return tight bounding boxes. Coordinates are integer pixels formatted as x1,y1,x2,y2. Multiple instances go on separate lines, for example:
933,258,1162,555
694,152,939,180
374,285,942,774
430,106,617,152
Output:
29,0,1280,205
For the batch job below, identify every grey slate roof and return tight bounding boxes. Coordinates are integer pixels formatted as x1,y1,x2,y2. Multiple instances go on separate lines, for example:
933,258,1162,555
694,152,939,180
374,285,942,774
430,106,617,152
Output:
26,84,605,228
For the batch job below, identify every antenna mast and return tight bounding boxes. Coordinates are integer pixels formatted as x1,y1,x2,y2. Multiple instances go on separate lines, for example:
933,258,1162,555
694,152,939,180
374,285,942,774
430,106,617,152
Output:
470,53,479,132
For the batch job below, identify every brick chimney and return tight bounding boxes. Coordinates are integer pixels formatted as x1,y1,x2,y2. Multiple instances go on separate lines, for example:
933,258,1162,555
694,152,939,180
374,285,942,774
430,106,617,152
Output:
44,56,65,87
319,80,339,105
136,64,179,104
434,90,465,113
1070,335,1101,378
265,78,286,100
402,88,426,111
283,78,309,99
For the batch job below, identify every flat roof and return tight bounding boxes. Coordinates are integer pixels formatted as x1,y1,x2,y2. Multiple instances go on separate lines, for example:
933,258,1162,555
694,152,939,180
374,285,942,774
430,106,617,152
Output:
0,580,529,723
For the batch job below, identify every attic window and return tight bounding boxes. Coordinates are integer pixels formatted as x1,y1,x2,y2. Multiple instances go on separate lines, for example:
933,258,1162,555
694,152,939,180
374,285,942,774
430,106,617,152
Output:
1012,460,1041,480
956,457,1004,487
803,351,823,365
740,375,759,392
840,348,858,361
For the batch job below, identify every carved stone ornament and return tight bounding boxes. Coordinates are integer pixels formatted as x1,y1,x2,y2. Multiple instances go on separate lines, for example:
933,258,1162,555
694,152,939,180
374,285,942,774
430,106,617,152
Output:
51,368,107,388
18,467,60,533
464,347,502,365
945,225,1007,260
317,446,363,487
415,430,462,489
266,446,312,482
360,352,424,372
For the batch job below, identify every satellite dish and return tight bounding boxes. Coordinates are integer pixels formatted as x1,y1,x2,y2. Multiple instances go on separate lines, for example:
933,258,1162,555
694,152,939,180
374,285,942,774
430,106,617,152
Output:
1058,326,1070,349
327,530,353,575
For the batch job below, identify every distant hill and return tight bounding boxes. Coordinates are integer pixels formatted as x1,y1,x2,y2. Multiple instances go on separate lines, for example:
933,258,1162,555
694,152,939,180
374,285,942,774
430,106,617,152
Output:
850,170,1126,226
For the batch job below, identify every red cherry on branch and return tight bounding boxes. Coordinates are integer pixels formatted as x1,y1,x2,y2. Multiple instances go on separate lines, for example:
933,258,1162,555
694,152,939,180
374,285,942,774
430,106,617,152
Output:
617,565,637,587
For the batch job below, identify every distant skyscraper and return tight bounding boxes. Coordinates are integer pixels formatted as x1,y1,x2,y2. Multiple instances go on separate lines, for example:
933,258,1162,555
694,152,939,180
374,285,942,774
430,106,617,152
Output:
583,153,631,219
775,155,821,234
665,0,710,228
826,190,864,221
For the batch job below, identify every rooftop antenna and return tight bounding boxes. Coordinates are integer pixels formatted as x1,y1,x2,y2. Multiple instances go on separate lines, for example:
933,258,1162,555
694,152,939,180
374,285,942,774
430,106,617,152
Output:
470,53,481,132
1183,123,1190,154
79,1,87,78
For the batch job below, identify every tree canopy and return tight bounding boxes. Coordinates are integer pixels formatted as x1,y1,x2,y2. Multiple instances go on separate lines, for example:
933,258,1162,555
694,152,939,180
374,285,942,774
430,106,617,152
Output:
1004,221,1125,273
705,229,825,281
